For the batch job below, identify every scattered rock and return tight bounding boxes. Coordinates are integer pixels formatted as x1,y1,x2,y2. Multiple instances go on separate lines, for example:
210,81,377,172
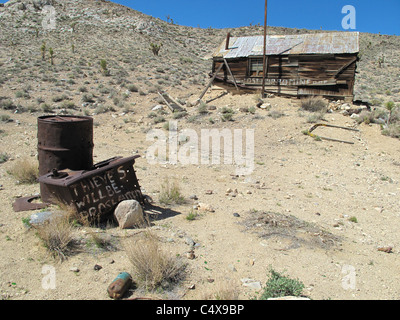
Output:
198,203,215,212
350,113,360,119
94,264,102,271
205,190,213,195
114,200,145,229
152,105,164,111
185,237,195,247
29,211,53,226
233,213,240,217
258,103,271,110
241,278,262,289
186,250,195,260
228,264,237,272
341,103,351,111
378,246,393,253
69,267,79,273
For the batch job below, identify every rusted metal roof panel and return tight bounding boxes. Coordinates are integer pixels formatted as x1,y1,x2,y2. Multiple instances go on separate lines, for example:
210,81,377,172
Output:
213,32,359,58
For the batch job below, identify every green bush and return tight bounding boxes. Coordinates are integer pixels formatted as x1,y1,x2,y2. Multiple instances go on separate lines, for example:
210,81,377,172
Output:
260,268,305,300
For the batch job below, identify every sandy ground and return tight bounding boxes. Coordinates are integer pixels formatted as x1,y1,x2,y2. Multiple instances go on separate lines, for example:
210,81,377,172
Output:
1,90,400,300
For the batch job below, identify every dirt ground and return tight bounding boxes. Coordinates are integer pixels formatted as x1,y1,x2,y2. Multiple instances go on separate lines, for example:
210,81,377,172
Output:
1,89,400,300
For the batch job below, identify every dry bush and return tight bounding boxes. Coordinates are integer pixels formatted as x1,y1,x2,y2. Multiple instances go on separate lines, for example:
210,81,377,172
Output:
300,96,327,113
35,205,78,261
126,231,186,291
201,279,240,300
159,177,185,205
382,123,400,138
8,158,39,184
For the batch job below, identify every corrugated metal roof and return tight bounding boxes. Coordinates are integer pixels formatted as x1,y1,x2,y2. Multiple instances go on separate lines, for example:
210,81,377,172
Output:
213,32,359,58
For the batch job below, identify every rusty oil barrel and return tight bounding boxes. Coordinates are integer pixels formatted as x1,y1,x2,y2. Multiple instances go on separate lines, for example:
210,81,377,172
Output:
37,115,94,201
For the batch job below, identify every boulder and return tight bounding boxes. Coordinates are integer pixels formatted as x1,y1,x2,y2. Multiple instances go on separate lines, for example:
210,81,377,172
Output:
114,200,145,229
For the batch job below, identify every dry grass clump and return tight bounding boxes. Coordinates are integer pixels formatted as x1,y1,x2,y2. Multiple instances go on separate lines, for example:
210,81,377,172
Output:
7,158,39,184
300,96,327,113
201,279,240,300
356,103,400,139
159,177,185,205
34,204,78,261
126,231,187,291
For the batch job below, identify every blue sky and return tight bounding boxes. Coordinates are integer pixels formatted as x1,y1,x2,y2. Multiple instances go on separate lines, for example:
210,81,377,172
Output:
1,0,398,35
114,0,398,35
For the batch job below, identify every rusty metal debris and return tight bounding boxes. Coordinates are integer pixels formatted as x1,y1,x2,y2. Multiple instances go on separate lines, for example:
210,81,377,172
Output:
38,156,144,221
12,195,49,212
304,123,360,144
37,115,94,201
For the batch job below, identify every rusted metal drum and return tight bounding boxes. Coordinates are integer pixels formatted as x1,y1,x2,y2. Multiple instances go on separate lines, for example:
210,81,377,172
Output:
37,115,94,201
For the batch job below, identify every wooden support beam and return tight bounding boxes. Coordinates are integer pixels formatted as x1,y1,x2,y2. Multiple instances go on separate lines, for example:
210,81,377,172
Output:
197,63,224,104
223,58,238,90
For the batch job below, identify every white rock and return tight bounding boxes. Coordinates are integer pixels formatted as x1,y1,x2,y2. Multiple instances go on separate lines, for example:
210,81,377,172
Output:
152,105,164,111
114,200,145,229
241,278,262,289
259,103,271,109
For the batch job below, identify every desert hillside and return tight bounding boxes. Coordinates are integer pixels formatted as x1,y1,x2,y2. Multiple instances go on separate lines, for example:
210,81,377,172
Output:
1,0,400,301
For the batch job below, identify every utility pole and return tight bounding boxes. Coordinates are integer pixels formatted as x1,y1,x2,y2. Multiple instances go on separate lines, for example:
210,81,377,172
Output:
261,0,268,98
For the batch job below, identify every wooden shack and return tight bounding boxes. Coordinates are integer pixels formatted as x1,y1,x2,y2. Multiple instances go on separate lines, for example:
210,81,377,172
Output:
211,32,359,100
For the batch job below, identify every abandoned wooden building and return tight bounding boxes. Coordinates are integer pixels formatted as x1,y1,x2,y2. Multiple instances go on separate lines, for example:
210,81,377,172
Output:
211,32,359,100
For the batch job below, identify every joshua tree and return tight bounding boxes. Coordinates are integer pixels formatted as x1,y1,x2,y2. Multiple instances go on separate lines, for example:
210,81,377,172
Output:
41,42,46,60
49,48,54,65
100,59,109,76
150,43,162,56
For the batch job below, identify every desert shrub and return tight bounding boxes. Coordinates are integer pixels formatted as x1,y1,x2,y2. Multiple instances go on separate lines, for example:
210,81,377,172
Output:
153,115,166,124
40,103,53,113
268,110,285,120
0,152,9,164
8,158,39,184
82,93,94,103
0,114,11,122
15,90,30,99
126,231,186,291
94,104,115,114
220,106,234,122
197,101,209,115
127,84,139,92
172,111,187,119
34,206,77,261
61,101,76,109
0,99,15,110
159,177,185,205
52,94,68,102
300,96,327,113
382,124,400,138
202,280,240,300
260,268,305,300
306,112,325,123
